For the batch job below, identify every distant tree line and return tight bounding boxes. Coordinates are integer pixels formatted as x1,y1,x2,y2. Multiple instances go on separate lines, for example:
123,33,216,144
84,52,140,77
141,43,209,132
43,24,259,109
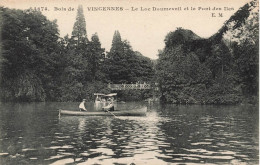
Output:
0,5,154,102
156,0,258,104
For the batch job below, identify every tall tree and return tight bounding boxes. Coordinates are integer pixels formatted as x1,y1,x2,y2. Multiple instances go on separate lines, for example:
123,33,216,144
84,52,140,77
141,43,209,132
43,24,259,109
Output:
110,30,123,53
106,31,127,83
71,5,88,47
59,5,90,101
106,31,154,84
88,33,105,81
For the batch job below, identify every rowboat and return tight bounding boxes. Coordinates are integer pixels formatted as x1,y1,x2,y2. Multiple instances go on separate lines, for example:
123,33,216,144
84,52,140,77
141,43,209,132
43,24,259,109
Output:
59,107,147,116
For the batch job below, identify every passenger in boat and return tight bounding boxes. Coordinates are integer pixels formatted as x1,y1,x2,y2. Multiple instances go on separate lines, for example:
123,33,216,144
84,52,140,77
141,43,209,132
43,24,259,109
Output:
102,101,114,111
79,99,87,111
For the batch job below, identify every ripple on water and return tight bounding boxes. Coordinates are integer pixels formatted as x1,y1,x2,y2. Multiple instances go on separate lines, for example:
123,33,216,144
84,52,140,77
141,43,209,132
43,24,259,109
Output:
235,154,249,158
182,156,200,161
190,142,212,145
1,103,257,165
54,132,63,135
92,138,101,141
29,157,38,160
44,155,65,161
216,142,228,147
47,145,74,150
175,153,234,161
22,148,36,152
89,148,114,155
183,148,208,153
84,156,151,165
0,153,9,156
50,158,73,165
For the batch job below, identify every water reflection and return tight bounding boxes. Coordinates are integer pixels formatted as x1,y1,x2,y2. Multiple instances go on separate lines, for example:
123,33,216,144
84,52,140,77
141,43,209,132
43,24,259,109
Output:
0,102,258,165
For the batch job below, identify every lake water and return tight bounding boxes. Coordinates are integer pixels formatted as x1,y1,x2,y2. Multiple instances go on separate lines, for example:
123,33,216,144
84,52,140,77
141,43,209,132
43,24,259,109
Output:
0,102,258,165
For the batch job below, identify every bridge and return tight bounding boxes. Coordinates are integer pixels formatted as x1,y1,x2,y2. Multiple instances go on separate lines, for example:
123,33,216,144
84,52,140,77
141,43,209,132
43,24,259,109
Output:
108,83,158,90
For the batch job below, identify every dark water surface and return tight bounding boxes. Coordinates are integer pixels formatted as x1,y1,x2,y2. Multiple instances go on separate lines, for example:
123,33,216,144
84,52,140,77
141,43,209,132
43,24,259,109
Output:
0,102,258,165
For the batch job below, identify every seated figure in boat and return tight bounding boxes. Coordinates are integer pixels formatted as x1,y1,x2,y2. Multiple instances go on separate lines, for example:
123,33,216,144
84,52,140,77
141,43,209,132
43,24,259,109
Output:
102,101,114,111
79,99,87,111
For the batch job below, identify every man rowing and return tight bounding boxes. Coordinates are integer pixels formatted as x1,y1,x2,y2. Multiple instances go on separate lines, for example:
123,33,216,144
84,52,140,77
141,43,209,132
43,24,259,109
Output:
79,99,87,111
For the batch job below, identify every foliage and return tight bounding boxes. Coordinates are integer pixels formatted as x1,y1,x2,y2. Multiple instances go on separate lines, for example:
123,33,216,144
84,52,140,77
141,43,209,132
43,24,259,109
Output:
223,6,259,96
211,0,257,42
103,31,155,100
106,31,154,84
71,5,88,44
0,6,154,102
156,37,211,103
116,90,152,102
0,7,60,101
88,33,106,81
156,0,258,104
1,1,257,104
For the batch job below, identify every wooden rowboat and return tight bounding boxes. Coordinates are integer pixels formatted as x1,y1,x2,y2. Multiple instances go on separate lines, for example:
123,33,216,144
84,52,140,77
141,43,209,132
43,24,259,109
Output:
59,107,147,116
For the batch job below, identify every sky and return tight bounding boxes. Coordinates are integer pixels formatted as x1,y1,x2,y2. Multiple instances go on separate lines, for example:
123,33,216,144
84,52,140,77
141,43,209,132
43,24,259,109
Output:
1,0,250,59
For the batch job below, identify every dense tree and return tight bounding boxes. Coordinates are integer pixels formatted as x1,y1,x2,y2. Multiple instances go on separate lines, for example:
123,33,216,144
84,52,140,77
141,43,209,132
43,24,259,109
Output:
0,7,60,101
134,51,155,82
223,5,258,96
104,31,155,101
109,30,123,54
205,42,232,79
0,6,154,102
88,33,105,81
156,0,258,104
1,1,256,104
156,35,211,103
58,5,91,101
106,31,131,83
106,31,154,84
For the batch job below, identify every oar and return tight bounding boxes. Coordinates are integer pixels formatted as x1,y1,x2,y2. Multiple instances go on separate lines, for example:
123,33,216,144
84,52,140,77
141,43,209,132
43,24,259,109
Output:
105,109,117,118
